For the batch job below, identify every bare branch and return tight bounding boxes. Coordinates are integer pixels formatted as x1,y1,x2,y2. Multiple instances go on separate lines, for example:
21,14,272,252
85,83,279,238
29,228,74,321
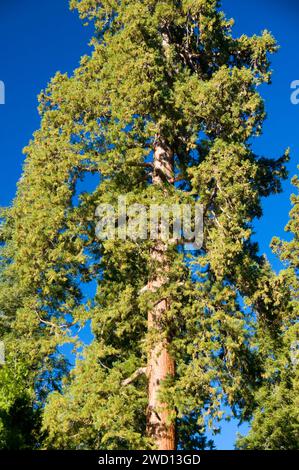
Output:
127,162,153,169
168,175,187,184
122,367,147,386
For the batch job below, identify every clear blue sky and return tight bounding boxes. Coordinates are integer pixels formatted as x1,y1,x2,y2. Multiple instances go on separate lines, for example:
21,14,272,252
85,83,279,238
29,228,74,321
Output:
0,0,298,450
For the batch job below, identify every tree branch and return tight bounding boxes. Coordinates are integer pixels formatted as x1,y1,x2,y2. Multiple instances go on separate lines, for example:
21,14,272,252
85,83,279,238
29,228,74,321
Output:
122,367,147,386
127,162,153,169
168,174,187,184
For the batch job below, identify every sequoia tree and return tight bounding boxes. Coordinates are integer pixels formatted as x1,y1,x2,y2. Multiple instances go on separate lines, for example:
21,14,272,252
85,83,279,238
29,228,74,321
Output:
0,0,290,450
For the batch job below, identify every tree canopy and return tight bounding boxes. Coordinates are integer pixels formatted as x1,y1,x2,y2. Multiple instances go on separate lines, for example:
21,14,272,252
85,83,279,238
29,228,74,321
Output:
0,0,296,450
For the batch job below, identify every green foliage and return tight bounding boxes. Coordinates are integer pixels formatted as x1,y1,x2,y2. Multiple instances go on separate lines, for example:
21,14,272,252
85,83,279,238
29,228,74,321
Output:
237,171,299,450
0,0,292,449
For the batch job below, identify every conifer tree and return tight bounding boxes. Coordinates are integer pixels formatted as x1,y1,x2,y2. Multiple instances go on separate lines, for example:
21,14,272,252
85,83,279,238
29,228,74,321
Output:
0,207,68,448
238,171,299,450
0,0,290,449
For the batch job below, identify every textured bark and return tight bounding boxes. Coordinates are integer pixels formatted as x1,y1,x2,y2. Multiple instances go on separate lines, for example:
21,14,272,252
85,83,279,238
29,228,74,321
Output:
146,139,176,450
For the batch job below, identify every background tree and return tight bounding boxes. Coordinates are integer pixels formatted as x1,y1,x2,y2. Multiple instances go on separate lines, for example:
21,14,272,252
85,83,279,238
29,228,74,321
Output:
0,0,290,449
237,171,299,450
0,206,69,449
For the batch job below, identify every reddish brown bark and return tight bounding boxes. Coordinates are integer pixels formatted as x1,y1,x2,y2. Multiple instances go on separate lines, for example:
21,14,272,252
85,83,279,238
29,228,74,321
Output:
146,139,176,450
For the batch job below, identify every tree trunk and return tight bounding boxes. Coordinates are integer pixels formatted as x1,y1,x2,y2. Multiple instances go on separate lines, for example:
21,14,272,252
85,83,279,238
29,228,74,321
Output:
146,139,176,450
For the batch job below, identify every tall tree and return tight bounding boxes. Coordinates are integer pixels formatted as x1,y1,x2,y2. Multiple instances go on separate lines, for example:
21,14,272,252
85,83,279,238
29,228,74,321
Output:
1,0,289,449
238,171,299,450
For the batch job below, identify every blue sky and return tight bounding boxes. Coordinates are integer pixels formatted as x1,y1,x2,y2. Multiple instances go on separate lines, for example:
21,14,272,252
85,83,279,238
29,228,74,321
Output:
0,0,298,450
